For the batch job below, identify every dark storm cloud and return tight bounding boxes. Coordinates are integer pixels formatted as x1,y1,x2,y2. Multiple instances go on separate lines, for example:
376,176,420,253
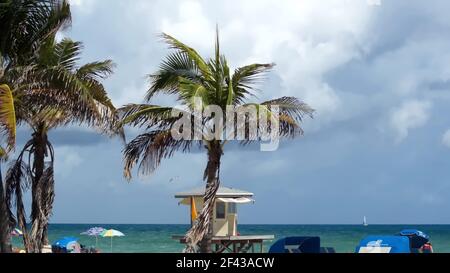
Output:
16,127,109,147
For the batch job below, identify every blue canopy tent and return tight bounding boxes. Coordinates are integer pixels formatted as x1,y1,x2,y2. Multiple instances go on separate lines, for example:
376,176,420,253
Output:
52,237,81,253
356,236,411,253
269,237,321,253
397,229,430,249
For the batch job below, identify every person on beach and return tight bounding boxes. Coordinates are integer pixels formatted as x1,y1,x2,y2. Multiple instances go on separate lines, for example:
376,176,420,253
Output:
421,242,434,253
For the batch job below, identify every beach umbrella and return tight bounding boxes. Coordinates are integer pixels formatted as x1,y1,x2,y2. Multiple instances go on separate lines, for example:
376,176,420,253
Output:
53,237,81,253
100,229,124,253
80,227,105,248
398,229,430,249
11,228,23,237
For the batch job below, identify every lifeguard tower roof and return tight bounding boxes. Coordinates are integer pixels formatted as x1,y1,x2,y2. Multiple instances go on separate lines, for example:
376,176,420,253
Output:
175,186,253,198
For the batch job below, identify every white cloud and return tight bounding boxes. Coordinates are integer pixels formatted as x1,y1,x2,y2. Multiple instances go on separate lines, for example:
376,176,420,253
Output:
68,0,95,13
390,100,432,143
67,0,376,122
154,0,375,129
69,0,82,6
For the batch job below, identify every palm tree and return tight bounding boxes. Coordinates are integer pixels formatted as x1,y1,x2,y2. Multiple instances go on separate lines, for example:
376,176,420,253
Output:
1,0,119,253
0,0,70,253
0,0,71,69
120,29,314,253
3,37,120,253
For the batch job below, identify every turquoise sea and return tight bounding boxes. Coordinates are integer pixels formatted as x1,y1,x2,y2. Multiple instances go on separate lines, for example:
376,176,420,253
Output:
11,224,450,253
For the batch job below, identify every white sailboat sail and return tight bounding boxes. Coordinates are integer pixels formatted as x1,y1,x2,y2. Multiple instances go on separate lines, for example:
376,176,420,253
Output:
363,216,368,226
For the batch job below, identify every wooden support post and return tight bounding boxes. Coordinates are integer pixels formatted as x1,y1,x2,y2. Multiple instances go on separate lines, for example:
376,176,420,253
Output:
216,241,233,253
215,243,219,253
240,242,252,253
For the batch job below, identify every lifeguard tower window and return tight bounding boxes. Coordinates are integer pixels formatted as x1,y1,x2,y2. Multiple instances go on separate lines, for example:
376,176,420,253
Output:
228,203,237,214
216,202,226,219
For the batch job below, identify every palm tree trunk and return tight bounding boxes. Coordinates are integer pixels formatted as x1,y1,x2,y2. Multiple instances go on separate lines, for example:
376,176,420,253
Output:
0,164,13,253
184,141,222,253
29,128,47,253
31,130,46,219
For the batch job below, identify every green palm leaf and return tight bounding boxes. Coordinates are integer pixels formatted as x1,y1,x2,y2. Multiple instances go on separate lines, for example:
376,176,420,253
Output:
147,51,200,101
232,63,275,104
160,33,212,80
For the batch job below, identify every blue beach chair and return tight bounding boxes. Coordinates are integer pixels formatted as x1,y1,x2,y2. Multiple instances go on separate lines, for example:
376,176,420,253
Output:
355,236,411,253
269,237,321,253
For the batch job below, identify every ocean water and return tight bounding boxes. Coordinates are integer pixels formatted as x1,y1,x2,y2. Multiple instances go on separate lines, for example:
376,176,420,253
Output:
10,224,450,253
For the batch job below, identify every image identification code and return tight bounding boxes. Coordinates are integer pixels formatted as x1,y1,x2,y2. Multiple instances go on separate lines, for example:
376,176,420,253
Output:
176,257,275,271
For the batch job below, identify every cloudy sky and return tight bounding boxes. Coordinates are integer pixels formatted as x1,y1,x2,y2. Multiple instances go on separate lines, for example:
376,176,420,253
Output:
13,0,450,224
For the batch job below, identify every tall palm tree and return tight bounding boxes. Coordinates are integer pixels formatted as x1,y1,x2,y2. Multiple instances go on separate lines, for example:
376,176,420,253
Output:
120,30,314,253
3,38,120,253
0,0,70,253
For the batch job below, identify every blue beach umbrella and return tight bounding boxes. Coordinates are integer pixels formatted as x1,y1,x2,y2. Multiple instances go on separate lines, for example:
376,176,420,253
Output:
398,229,430,249
53,237,81,253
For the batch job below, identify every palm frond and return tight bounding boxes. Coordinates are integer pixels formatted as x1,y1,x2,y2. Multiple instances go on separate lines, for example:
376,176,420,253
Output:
53,38,82,70
28,64,95,103
160,33,211,79
4,155,31,234
29,166,54,252
123,131,196,180
0,84,16,151
213,25,223,103
119,104,175,128
234,97,314,144
262,96,314,121
0,0,72,66
178,77,211,109
21,88,120,138
146,51,200,100
261,96,314,138
76,60,115,81
232,63,275,105
10,36,119,136
31,107,67,130
0,145,8,161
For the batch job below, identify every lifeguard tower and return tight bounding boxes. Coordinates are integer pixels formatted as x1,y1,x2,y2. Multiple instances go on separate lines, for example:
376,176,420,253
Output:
172,186,274,253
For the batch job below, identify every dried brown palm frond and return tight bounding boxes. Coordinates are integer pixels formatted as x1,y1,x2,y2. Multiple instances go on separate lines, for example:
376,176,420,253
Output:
123,130,198,180
4,38,121,140
119,104,176,129
4,135,55,252
29,166,54,252
4,147,33,251
184,177,221,253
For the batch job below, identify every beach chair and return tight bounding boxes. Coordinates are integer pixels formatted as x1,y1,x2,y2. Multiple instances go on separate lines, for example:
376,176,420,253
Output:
320,247,336,253
269,237,321,253
397,229,430,250
355,236,411,253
